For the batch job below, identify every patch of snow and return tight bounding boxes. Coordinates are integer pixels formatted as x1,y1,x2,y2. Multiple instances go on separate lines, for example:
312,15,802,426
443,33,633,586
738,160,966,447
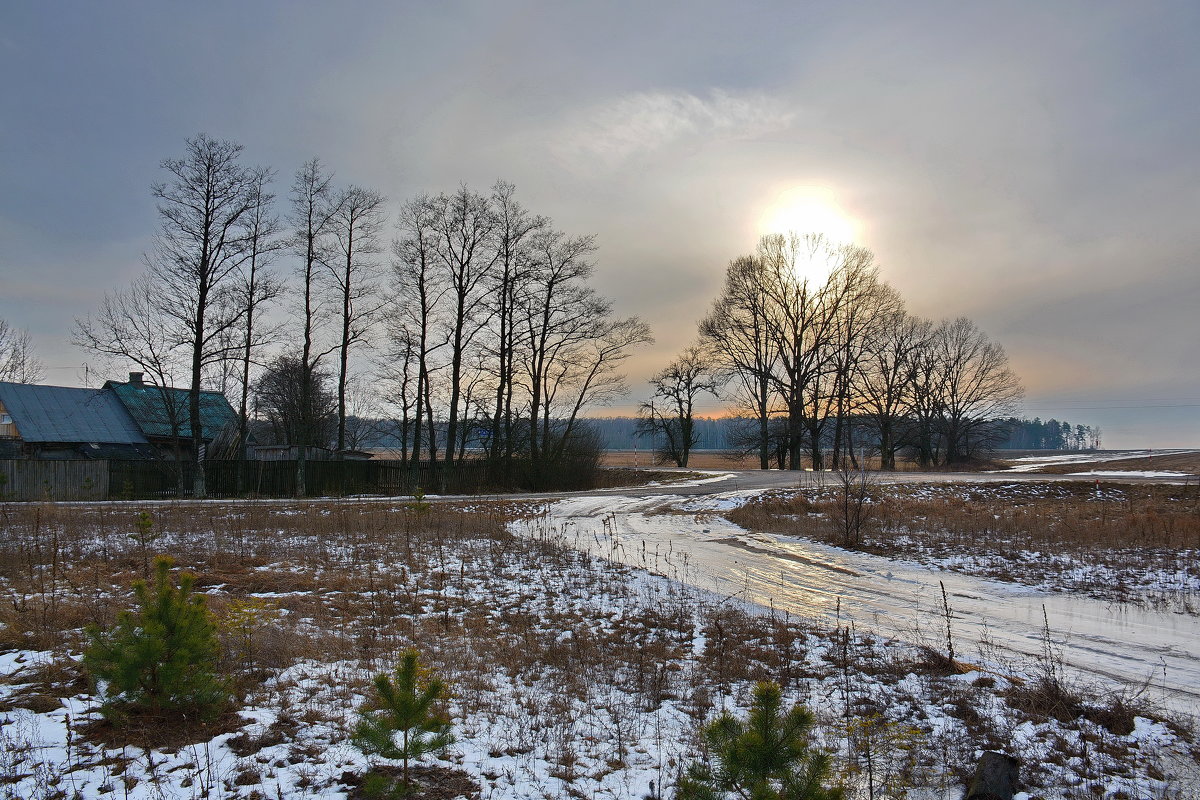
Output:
1067,470,1191,478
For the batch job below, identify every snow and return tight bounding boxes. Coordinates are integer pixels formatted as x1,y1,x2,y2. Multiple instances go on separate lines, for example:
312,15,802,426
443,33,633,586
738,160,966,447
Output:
1067,469,1191,478
2,484,1197,798
529,489,1200,719
1000,449,1199,473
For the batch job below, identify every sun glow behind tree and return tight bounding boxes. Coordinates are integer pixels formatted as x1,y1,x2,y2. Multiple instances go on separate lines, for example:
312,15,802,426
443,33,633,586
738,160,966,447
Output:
757,186,860,282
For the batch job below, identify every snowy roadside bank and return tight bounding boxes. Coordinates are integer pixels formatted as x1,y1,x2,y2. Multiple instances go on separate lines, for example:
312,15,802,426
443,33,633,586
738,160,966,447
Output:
526,488,1200,721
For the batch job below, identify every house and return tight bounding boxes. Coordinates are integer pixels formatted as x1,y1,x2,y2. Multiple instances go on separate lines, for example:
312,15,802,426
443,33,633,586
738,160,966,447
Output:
0,381,155,460
103,373,242,458
0,374,243,461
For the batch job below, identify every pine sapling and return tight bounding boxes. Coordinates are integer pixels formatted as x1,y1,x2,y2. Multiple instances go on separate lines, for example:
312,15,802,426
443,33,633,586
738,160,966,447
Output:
352,650,455,797
128,510,161,578
678,681,844,800
84,555,230,721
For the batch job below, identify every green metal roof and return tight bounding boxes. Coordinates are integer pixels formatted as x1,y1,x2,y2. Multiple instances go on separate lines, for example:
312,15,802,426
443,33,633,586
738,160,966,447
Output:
0,381,149,444
104,380,238,442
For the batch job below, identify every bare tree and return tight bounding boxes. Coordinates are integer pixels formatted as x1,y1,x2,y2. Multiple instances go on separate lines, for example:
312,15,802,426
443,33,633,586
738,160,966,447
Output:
538,313,652,471
637,344,718,467
341,383,387,452
520,228,599,468
73,276,191,479
0,319,44,383
699,255,779,469
830,464,877,547
379,322,420,463
389,194,450,472
822,247,900,468
431,186,499,475
486,181,547,468
289,158,344,494
326,185,387,456
929,317,1024,464
855,312,933,469
232,172,285,466
513,226,652,481
385,182,650,489
149,134,263,496
757,233,844,470
697,232,1025,472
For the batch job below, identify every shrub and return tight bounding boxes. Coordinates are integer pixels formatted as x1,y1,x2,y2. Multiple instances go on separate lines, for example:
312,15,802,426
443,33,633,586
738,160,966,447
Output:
352,649,456,797
84,555,230,720
678,681,843,800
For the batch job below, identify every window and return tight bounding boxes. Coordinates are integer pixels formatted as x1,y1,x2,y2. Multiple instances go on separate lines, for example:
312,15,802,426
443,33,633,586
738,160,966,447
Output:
0,413,11,425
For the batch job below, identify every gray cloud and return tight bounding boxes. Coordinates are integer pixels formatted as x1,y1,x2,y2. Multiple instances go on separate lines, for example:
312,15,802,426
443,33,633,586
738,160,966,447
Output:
2,1,1197,446
547,89,797,171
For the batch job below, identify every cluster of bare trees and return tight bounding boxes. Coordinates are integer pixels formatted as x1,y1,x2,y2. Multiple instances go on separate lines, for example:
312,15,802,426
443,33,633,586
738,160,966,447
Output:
386,183,651,488
74,135,650,495
654,233,1023,469
75,136,283,495
0,319,44,384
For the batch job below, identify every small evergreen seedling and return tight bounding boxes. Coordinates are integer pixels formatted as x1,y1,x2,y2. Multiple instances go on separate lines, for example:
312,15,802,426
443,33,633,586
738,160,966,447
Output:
352,650,455,797
127,510,161,577
404,487,431,514
678,681,843,800
84,555,229,720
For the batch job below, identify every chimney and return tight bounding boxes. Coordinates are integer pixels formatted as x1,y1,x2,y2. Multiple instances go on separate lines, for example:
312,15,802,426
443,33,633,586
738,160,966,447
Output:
129,372,145,388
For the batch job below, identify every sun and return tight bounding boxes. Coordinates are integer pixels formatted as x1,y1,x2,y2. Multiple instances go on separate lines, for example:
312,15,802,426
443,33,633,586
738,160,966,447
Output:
757,186,858,246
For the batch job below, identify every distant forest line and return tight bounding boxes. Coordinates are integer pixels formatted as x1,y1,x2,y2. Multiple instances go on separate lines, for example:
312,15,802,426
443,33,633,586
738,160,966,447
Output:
579,416,1099,452
342,415,1099,455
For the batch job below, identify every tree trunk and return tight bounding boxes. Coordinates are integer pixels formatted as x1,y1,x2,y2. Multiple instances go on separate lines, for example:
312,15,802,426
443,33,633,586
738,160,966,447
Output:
190,282,207,499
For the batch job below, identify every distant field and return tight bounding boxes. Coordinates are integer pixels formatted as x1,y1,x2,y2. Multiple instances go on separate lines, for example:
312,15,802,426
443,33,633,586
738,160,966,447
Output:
603,450,944,471
601,449,755,469
1019,450,1200,475
603,448,1200,475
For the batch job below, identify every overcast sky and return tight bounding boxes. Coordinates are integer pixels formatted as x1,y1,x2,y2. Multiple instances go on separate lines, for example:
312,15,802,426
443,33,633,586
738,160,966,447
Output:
2,1,1198,447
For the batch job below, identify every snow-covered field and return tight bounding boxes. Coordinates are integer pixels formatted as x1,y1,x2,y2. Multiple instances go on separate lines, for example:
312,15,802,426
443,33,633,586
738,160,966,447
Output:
1,491,1197,799
1000,450,1199,474
1066,470,1191,478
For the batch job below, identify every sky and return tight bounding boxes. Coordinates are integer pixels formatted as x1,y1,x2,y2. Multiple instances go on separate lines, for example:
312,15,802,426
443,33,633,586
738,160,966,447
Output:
1,1,1198,448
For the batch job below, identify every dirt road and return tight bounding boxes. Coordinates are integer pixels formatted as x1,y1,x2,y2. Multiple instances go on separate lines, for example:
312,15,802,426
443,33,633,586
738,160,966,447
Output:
514,469,1200,719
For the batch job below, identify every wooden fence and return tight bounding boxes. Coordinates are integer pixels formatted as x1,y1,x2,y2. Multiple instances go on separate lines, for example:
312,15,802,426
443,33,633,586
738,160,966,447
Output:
0,455,603,500
0,458,499,501
0,459,109,501
107,459,497,499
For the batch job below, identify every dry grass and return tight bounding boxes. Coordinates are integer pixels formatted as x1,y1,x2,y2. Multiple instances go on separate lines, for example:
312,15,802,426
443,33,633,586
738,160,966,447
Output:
0,496,1192,798
725,481,1200,609
600,450,761,469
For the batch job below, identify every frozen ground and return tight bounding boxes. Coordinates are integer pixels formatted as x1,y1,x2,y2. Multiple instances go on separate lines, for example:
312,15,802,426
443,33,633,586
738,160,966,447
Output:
1000,450,1199,473
2,485,1198,799
533,490,1200,721
1067,470,1191,478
